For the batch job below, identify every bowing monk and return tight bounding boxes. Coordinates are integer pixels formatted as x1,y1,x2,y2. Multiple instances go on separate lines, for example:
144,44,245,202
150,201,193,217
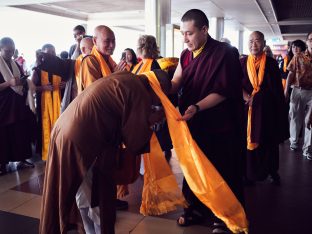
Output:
39,70,171,234
171,9,245,233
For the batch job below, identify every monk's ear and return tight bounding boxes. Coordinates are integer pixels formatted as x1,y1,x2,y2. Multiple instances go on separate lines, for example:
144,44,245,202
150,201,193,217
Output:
92,37,97,46
202,25,208,34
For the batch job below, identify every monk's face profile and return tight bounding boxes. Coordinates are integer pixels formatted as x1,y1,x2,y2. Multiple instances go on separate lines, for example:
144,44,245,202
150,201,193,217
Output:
248,32,265,57
94,27,116,56
180,20,208,52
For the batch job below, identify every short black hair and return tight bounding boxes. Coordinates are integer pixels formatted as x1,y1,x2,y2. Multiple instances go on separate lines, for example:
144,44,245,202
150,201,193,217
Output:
291,39,306,52
124,48,138,65
181,9,209,29
73,25,86,33
0,37,14,49
253,31,265,41
42,43,55,51
60,51,69,59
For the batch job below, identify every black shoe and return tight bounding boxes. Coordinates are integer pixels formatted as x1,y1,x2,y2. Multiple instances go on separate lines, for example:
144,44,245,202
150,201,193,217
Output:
212,221,231,233
0,164,7,176
17,160,35,170
116,199,128,210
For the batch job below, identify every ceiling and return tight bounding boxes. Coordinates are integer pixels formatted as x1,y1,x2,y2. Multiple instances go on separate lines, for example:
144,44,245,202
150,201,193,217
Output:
1,0,312,42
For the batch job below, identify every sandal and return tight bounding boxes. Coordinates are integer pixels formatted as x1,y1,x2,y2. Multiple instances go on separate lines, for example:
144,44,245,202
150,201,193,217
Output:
177,213,203,227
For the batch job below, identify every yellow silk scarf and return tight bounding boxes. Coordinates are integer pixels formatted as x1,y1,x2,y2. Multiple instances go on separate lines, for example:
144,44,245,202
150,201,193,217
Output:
90,46,116,77
246,53,266,150
140,133,187,215
132,58,187,214
131,59,153,74
143,71,249,234
41,71,61,160
157,57,179,72
75,54,84,95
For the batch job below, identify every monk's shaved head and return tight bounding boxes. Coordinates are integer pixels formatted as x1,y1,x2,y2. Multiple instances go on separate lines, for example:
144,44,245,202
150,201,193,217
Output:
80,37,94,56
93,25,116,56
94,25,114,37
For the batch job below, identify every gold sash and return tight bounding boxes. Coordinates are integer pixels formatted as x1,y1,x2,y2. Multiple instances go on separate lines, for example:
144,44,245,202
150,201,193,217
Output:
41,71,61,160
246,53,266,150
131,59,153,74
75,54,84,94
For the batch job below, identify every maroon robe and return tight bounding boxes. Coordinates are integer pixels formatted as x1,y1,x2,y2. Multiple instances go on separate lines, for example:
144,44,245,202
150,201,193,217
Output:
39,71,161,234
0,61,33,164
179,36,245,216
240,56,289,180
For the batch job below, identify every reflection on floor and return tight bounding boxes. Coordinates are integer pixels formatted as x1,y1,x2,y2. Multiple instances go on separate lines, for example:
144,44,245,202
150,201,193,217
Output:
0,141,311,234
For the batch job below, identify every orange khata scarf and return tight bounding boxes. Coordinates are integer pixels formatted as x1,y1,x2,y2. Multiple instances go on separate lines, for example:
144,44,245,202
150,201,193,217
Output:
132,58,187,214
142,71,249,234
157,57,179,72
91,46,116,77
246,53,266,150
131,59,153,74
140,133,187,215
75,54,84,94
41,70,61,161
283,56,288,73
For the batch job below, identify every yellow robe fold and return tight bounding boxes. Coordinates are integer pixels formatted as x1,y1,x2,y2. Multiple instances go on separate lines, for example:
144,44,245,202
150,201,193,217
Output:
41,71,61,161
246,53,266,150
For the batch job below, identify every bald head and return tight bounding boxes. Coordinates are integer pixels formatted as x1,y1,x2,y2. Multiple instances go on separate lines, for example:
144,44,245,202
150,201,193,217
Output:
248,31,265,57
80,37,94,56
93,25,116,56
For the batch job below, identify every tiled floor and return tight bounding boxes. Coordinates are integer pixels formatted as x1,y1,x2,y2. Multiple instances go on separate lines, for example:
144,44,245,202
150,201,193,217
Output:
0,141,311,234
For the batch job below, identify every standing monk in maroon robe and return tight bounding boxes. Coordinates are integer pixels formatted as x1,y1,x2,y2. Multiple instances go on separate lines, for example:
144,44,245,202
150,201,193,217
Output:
240,31,288,184
0,37,35,175
39,70,171,234
171,9,245,233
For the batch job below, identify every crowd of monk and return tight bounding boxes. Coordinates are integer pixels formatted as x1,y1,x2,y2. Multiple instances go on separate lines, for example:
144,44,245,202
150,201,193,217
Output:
0,8,312,234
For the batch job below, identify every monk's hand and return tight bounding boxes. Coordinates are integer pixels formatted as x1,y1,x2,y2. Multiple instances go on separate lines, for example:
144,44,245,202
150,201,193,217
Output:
245,95,253,106
59,81,67,90
8,78,20,87
42,83,53,91
114,60,127,72
178,105,197,121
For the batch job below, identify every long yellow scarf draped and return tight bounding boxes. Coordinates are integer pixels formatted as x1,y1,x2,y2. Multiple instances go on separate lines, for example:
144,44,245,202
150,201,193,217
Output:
131,59,153,74
140,133,187,215
132,58,187,214
246,53,266,150
41,71,61,161
75,54,84,95
143,71,248,234
91,46,116,77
